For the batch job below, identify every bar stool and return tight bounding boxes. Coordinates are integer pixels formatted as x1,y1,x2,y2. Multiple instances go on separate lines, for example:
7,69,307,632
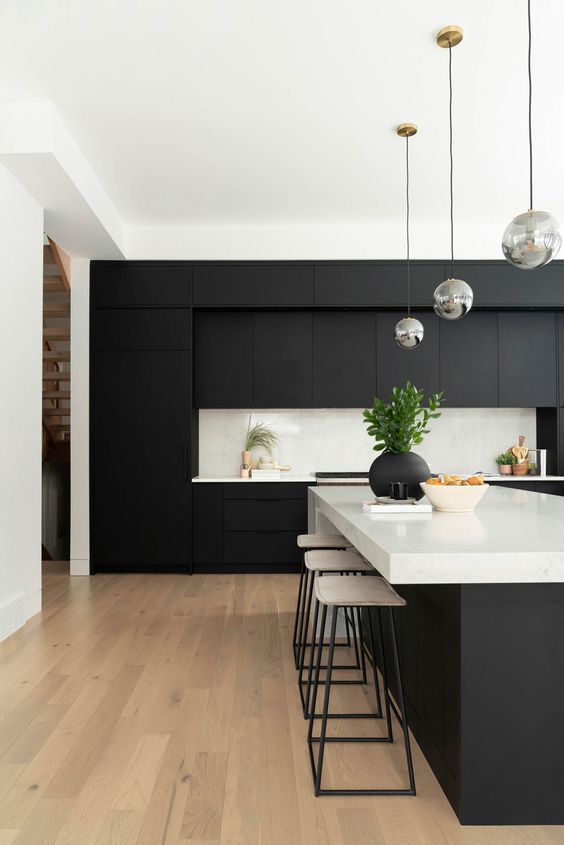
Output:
292,534,350,667
297,549,374,718
306,575,416,797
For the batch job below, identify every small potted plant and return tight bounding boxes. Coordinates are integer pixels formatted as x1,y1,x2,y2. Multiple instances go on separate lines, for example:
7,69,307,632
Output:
363,382,443,500
495,452,517,475
243,417,279,468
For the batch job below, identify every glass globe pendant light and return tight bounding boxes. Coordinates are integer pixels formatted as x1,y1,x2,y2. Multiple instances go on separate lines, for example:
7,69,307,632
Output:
501,0,561,269
433,26,473,321
394,123,424,349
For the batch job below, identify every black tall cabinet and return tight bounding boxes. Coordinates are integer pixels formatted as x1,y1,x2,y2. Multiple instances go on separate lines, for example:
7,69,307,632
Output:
90,264,193,572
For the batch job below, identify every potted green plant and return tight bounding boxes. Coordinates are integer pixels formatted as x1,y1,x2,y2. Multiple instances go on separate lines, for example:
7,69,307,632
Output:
243,417,279,467
495,452,517,476
363,382,443,500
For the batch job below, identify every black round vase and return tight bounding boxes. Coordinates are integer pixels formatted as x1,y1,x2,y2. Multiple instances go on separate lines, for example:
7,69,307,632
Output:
369,451,430,501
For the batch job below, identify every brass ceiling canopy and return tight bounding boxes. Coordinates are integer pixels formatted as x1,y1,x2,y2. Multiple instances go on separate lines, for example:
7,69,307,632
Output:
396,123,418,138
436,25,463,48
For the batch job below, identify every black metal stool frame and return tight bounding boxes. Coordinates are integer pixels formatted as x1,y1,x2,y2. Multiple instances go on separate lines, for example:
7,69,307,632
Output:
307,601,416,797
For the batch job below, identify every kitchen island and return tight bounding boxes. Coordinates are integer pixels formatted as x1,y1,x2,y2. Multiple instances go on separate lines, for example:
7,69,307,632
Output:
309,485,564,825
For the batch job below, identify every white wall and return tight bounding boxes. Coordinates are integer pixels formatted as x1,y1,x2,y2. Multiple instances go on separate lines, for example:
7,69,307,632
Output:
198,407,538,478
70,259,90,575
0,164,43,639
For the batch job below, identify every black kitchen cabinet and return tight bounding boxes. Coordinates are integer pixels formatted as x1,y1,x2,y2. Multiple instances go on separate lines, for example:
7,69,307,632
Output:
91,262,190,306
454,262,564,308
194,311,253,407
314,263,444,307
91,349,191,570
192,482,311,572
559,315,564,405
93,308,190,351
193,264,314,306
376,311,440,401
440,312,498,407
313,311,376,407
498,313,557,407
253,312,313,407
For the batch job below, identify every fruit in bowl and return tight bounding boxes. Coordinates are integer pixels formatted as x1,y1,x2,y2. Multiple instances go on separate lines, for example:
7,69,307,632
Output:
421,475,489,512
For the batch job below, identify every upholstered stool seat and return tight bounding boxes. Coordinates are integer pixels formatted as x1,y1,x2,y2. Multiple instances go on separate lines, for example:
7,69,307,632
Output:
305,549,372,572
297,533,350,549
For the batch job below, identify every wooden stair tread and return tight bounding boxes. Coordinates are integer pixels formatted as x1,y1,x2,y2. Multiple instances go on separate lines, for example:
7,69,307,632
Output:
44,328,70,340
42,371,70,381
43,303,70,317
43,407,70,416
43,391,70,399
43,351,71,361
49,423,71,432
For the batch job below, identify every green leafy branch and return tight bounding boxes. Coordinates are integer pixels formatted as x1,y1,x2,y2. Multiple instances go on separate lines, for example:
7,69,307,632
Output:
362,382,444,454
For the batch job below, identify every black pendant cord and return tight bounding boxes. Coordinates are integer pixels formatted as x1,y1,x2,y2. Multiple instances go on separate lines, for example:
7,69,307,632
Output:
528,0,533,210
448,42,455,280
406,134,411,316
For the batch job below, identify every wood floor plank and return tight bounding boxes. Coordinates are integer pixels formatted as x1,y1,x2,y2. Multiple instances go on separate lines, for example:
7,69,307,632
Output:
0,568,561,845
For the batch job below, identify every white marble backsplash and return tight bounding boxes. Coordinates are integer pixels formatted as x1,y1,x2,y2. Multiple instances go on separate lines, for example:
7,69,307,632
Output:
198,407,537,477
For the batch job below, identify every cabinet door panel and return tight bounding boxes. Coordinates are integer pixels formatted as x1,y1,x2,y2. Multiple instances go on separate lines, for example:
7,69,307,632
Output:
93,308,190,350
455,263,564,308
194,312,253,407
92,350,191,568
499,313,557,407
223,532,302,565
377,312,440,402
223,499,307,532
440,312,498,407
91,262,190,306
313,312,376,407
315,264,444,307
253,312,313,407
192,484,223,565
193,265,313,306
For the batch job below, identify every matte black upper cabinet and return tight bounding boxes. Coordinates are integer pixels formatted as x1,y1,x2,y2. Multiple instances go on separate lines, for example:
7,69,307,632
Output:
377,312,440,401
499,312,557,407
440,312,499,407
314,263,445,306
91,348,191,570
455,262,564,308
253,312,313,407
313,311,376,407
193,264,313,306
194,311,253,407
91,262,191,306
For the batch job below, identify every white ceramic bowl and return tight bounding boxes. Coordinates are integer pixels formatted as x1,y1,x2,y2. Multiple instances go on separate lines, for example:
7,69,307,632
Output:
420,481,489,513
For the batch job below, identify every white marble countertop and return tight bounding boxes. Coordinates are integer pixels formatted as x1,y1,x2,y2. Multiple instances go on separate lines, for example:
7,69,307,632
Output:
310,485,564,585
192,474,316,483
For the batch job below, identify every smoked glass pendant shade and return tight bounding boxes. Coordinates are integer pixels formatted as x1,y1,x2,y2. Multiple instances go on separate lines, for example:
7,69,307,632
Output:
502,210,561,269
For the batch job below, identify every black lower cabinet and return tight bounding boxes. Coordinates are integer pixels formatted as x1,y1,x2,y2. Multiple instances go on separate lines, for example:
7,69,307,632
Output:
192,482,311,572
91,350,192,571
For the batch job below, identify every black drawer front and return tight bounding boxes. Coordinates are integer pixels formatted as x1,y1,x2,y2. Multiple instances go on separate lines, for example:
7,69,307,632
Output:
91,262,191,306
223,531,302,565
224,499,307,532
93,308,191,350
223,482,311,500
193,265,314,306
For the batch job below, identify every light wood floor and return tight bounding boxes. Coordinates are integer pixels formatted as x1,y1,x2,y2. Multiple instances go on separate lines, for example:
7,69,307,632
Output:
0,566,562,845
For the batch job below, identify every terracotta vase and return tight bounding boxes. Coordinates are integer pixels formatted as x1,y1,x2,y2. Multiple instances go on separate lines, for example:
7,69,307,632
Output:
498,464,512,475
512,462,529,476
242,450,251,468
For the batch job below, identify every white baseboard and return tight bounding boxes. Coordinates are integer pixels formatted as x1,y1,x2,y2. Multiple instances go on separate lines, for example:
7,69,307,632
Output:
70,558,90,576
0,593,25,641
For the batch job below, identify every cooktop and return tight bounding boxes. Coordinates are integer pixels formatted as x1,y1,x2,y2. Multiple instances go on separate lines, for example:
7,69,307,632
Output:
315,472,369,479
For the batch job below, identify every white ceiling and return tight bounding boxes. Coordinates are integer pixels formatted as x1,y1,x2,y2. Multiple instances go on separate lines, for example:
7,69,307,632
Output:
0,0,563,241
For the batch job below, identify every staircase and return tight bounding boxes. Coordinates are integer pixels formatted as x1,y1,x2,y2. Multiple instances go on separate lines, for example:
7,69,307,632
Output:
43,237,70,460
